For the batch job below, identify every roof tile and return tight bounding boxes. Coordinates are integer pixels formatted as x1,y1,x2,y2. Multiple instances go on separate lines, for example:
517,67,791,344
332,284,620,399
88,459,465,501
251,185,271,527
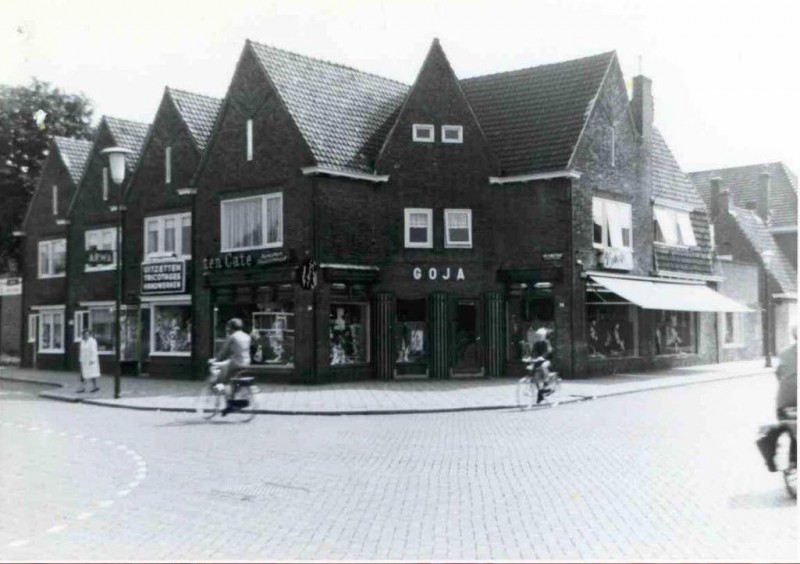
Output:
168,88,223,153
103,116,151,170
730,206,796,293
53,136,92,185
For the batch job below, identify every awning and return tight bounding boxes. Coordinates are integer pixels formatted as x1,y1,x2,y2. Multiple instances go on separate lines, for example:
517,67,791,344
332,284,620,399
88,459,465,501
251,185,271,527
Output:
589,274,752,312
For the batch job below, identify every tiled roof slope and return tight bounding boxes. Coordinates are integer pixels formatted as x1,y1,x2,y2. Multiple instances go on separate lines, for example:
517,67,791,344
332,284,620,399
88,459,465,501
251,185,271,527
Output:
249,41,409,174
732,206,796,294
168,88,223,153
460,52,614,174
103,116,151,169
689,162,798,228
53,136,93,185
651,128,705,209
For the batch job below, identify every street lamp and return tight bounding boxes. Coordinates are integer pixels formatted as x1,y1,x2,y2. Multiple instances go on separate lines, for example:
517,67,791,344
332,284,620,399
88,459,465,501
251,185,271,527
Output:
101,146,132,399
761,250,774,368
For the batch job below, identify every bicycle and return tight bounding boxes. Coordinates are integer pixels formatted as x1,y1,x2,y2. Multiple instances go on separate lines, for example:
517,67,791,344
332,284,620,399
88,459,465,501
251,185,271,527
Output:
516,358,561,410
195,364,259,422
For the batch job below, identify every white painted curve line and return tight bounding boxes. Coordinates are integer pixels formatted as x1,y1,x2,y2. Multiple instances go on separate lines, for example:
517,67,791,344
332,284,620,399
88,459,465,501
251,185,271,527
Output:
117,489,130,497
29,426,38,431
59,431,68,436
104,440,114,445
117,445,127,451
127,481,140,490
6,539,29,548
97,500,114,508
89,437,98,442
46,525,66,534
76,512,93,520
74,434,84,440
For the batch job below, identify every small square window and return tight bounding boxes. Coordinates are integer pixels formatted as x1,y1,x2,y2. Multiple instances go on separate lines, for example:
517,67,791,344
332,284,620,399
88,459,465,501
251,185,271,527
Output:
441,125,463,144
444,209,472,248
412,124,434,143
404,208,433,248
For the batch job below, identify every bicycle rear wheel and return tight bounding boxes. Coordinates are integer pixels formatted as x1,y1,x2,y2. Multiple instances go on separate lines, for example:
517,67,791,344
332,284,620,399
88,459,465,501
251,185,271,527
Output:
195,384,222,419
516,377,535,410
226,385,257,423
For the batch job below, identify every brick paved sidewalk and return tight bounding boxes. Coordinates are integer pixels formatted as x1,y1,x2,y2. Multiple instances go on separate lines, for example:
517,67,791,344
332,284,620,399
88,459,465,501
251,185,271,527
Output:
0,359,775,415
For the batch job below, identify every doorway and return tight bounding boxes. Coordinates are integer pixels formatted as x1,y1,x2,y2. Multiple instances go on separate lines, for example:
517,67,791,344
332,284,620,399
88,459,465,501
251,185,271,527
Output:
452,299,482,376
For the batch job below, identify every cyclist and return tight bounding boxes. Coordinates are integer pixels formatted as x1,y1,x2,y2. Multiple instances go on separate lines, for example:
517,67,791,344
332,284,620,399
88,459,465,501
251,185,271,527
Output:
527,340,555,404
209,318,252,415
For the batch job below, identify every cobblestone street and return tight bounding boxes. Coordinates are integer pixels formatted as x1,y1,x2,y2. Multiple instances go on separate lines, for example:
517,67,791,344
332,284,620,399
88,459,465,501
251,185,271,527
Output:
1,373,796,561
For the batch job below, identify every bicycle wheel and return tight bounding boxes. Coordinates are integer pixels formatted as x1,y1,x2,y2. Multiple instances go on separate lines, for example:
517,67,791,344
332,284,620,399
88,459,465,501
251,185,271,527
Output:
195,384,222,419
516,377,535,410
226,385,257,423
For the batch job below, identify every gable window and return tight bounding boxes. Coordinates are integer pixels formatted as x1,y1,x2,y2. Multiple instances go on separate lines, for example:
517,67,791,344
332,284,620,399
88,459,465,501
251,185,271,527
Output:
165,146,172,184
85,227,118,272
221,193,283,252
52,185,58,216
441,125,463,144
38,239,66,278
38,309,65,353
102,167,109,201
145,212,191,258
404,208,433,248
444,209,472,248
246,119,254,161
412,124,434,143
610,126,616,167
592,198,632,249
654,206,697,247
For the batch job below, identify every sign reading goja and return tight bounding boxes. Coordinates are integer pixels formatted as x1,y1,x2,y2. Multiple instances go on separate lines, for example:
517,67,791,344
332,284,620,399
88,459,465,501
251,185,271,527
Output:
86,249,115,267
142,261,186,294
412,266,466,281
601,247,633,270
203,250,291,273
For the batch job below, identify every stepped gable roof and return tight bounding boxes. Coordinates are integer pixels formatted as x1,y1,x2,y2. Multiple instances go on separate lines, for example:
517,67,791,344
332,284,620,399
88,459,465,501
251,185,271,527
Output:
103,116,151,170
731,206,797,294
248,40,409,174
690,162,798,228
167,88,223,153
460,51,615,175
651,128,706,210
53,136,93,185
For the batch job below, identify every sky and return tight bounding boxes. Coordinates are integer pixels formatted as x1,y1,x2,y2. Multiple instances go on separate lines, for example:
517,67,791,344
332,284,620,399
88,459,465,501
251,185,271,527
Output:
2,0,798,175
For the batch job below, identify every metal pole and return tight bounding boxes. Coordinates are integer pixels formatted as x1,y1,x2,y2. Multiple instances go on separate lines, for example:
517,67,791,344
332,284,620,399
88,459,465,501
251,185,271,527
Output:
763,265,772,368
114,196,122,398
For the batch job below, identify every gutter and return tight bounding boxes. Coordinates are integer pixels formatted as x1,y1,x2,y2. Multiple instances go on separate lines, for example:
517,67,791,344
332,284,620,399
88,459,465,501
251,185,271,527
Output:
489,170,582,185
301,166,389,183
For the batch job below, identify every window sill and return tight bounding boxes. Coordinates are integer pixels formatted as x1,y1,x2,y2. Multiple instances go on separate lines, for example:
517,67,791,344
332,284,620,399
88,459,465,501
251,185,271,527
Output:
444,244,473,249
722,343,745,349
84,267,116,273
38,350,65,354
38,274,66,279
330,363,370,369
220,243,283,253
653,241,696,250
97,350,116,356
150,351,191,357
404,244,433,249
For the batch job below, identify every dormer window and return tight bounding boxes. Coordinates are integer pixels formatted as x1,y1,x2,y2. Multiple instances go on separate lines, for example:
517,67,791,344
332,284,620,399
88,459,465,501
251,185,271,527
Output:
246,119,254,161
654,206,697,247
102,167,109,201
165,146,172,184
412,124,434,143
52,185,58,216
441,125,463,144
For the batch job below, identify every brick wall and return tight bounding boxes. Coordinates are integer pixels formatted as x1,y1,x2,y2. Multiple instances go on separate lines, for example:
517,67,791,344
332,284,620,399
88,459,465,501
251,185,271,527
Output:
0,293,21,359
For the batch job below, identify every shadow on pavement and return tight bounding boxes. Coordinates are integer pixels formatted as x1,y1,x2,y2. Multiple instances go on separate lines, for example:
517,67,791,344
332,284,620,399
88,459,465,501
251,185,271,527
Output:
727,489,796,509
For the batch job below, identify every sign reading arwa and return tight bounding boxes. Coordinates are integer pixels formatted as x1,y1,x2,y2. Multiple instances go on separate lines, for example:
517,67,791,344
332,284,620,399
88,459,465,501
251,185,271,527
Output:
142,260,186,294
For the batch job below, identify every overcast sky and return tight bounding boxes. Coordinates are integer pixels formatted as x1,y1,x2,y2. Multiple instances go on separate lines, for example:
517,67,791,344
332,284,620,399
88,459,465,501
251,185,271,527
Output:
2,0,798,175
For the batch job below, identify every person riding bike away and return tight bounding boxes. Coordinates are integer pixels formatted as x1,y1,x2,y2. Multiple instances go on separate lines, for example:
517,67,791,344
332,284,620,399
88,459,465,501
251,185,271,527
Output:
528,340,554,404
209,318,252,384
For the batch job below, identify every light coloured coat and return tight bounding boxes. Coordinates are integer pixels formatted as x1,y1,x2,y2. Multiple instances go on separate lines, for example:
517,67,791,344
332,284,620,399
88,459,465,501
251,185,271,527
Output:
79,336,101,380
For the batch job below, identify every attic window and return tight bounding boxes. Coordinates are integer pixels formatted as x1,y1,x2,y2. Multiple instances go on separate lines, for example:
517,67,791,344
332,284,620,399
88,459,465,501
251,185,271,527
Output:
412,124,434,143
102,167,109,201
165,146,172,184
442,125,463,144
654,206,697,247
610,126,616,167
246,119,254,161
52,185,58,216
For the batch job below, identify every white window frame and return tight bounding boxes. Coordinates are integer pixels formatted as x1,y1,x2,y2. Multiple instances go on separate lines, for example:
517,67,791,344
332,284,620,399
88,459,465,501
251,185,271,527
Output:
165,146,172,184
610,126,616,167
84,227,119,272
444,208,473,248
220,193,283,252
441,125,463,144
144,212,191,258
102,167,109,201
654,206,697,247
412,124,435,143
721,311,744,348
38,308,65,353
38,239,67,279
593,198,632,250
27,313,37,343
404,208,433,249
246,119,254,161
52,185,58,216
73,310,90,342
150,302,192,357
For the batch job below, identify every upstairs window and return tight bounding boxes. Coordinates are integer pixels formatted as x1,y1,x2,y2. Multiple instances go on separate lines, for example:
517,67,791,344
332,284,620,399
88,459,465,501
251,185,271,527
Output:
593,198,632,249
52,185,58,216
444,209,472,248
38,239,66,278
246,119,254,161
441,125,463,144
85,227,118,271
145,212,191,258
102,167,109,201
654,206,697,247
404,208,433,248
221,193,283,252
165,146,172,184
412,124,434,143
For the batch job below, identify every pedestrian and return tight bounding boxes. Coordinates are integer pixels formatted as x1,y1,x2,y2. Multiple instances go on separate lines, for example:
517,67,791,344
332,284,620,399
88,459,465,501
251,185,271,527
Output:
78,329,100,393
775,326,797,418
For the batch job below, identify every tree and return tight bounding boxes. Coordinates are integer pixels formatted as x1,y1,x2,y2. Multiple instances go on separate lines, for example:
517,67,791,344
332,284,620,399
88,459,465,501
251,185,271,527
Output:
0,78,94,271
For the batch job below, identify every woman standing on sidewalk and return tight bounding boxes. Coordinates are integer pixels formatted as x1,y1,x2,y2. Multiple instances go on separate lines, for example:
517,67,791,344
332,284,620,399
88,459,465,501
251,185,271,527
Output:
78,329,100,393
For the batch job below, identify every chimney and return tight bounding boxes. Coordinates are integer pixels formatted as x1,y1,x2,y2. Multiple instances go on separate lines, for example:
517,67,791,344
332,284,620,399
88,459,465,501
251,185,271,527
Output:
631,75,654,139
758,167,771,223
709,176,726,218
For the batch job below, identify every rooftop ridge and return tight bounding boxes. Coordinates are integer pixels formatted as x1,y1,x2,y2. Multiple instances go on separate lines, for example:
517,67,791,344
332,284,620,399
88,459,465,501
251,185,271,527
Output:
461,50,616,83
688,161,786,175
167,87,223,104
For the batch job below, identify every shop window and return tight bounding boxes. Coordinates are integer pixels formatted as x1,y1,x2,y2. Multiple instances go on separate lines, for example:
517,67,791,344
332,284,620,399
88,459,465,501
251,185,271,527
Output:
329,303,368,365
119,307,139,362
585,287,639,358
508,290,555,362
592,198,632,249
38,239,66,278
722,311,743,347
412,124,434,143
151,304,191,355
396,299,428,365
654,206,697,247
145,213,191,258
444,209,472,248
441,125,463,144
404,208,433,248
214,301,295,366
85,227,118,272
655,310,696,355
74,311,89,342
38,309,64,353
220,193,283,252
90,307,116,354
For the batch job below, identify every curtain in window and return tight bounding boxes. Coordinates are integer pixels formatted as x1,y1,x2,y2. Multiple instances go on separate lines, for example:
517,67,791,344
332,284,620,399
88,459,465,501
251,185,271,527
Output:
53,240,66,274
146,220,159,254
224,198,263,250
164,217,176,253
654,207,679,245
181,216,191,256
592,199,604,245
39,244,49,275
606,202,624,248
676,212,697,246
408,213,429,243
266,196,281,244
447,212,470,243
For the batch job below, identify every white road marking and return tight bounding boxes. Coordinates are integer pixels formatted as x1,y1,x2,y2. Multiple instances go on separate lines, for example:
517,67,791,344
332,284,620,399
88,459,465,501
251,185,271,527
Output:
46,525,66,534
7,539,29,548
97,500,114,508
117,489,130,497
76,512,93,520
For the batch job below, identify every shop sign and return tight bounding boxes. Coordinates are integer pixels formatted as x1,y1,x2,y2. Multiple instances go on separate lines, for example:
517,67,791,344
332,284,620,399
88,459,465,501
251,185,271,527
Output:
142,261,186,294
86,249,115,267
203,249,291,272
542,252,563,262
0,277,22,296
412,266,465,281
601,247,633,270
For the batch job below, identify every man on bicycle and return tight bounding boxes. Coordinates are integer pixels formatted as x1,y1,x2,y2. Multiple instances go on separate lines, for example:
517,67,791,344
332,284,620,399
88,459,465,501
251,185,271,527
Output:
528,340,555,404
209,318,252,413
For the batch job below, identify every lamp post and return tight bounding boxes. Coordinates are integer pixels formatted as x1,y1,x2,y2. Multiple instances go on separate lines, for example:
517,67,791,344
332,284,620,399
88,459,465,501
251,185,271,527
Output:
761,250,774,368
101,146,132,399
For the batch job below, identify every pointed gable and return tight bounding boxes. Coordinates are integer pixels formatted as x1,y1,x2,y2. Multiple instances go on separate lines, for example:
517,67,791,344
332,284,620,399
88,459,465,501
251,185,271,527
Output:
103,116,151,170
53,137,93,186
167,88,223,153
731,207,796,293
651,128,705,210
248,40,408,174
460,52,614,175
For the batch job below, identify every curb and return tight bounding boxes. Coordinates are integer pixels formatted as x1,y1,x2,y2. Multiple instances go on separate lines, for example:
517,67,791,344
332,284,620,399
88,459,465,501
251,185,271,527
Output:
0,375,62,388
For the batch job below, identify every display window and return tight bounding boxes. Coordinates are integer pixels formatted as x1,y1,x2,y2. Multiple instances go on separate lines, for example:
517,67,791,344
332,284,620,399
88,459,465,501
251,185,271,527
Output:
507,290,555,362
90,308,115,354
655,310,696,355
151,304,191,355
329,303,368,365
585,287,639,358
395,299,428,365
214,298,295,366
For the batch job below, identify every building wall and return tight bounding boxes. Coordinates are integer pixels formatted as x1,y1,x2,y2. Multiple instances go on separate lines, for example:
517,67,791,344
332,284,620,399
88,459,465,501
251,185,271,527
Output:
717,260,763,361
1,293,22,360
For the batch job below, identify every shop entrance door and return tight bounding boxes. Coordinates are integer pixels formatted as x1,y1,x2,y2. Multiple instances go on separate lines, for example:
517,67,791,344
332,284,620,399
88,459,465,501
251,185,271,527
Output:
452,299,483,376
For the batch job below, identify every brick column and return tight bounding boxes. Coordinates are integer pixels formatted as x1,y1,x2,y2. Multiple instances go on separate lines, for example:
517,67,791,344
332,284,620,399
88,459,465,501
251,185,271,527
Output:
483,291,505,377
373,292,395,380
429,292,450,379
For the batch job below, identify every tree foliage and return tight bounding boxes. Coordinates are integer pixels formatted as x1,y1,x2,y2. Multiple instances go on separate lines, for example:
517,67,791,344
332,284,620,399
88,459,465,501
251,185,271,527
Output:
0,78,94,271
